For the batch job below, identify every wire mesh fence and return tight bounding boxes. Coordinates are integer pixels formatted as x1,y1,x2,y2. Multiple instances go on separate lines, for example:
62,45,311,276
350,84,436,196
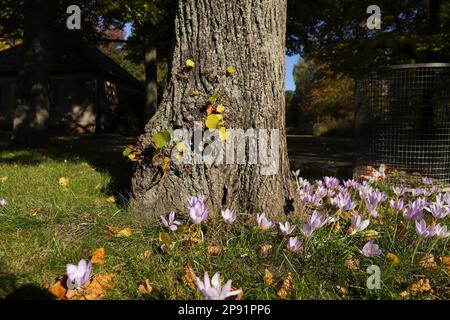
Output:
354,63,450,185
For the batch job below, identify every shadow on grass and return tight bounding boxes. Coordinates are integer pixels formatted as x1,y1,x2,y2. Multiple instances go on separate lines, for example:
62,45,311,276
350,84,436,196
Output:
0,132,136,207
0,263,54,300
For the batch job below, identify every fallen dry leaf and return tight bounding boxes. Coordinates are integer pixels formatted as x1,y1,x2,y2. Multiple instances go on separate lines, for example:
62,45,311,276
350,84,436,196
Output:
395,223,408,237
336,285,347,298
344,256,360,270
58,177,69,187
138,279,153,295
47,280,67,299
387,253,401,266
139,250,152,259
91,247,105,265
207,245,223,256
30,208,44,217
82,274,115,300
410,279,432,293
263,268,274,286
1,176,8,183
106,196,116,203
399,290,409,298
257,244,273,258
277,272,293,299
363,229,379,240
116,227,132,237
182,264,197,290
420,253,437,269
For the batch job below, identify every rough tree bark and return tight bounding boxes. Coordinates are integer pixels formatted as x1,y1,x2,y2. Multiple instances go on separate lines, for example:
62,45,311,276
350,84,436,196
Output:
131,0,298,218
144,26,158,121
11,0,54,145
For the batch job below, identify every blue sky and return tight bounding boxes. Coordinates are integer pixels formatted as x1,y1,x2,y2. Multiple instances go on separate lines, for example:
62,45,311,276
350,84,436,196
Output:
125,23,300,91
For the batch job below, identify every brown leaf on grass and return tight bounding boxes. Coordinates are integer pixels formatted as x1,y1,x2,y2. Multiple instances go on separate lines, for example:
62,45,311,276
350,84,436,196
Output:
138,279,153,295
105,225,118,235
395,223,408,237
336,285,347,298
91,247,105,265
263,268,274,286
387,253,401,266
410,279,432,293
419,253,437,269
399,290,409,298
207,245,223,256
139,250,152,259
363,229,379,241
344,256,360,270
106,196,116,203
276,272,293,299
257,244,273,258
1,176,8,183
83,274,115,300
58,177,69,187
47,280,67,299
439,256,450,266
182,264,197,290
116,227,132,237
333,221,341,233
30,208,44,217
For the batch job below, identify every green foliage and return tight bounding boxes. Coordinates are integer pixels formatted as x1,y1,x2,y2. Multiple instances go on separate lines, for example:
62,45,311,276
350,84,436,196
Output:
287,0,450,77
151,130,171,149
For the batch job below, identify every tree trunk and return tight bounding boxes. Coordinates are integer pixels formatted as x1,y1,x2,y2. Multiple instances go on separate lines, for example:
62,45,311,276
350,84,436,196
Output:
11,0,54,145
144,26,158,122
131,0,297,218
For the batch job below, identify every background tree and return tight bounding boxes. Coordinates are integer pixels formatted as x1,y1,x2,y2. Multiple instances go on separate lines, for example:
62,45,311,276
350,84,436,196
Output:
131,0,297,217
286,0,450,77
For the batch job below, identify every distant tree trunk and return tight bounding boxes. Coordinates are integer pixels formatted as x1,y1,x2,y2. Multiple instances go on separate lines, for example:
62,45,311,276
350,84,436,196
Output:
131,0,297,218
11,0,54,145
144,26,158,122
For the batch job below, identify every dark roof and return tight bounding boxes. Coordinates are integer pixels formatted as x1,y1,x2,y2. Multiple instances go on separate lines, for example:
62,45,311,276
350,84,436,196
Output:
0,41,144,89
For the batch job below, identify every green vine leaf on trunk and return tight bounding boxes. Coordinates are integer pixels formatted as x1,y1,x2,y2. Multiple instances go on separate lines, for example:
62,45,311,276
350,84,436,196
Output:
205,114,224,131
208,92,220,103
151,131,171,149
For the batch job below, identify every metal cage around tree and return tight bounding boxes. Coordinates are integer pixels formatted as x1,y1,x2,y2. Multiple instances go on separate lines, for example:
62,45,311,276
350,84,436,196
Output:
354,63,450,185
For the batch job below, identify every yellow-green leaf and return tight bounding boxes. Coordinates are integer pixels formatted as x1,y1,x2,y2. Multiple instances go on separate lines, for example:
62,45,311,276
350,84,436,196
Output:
192,90,200,96
226,65,235,74
205,114,224,131
151,131,171,149
185,59,195,68
162,157,171,173
216,105,225,113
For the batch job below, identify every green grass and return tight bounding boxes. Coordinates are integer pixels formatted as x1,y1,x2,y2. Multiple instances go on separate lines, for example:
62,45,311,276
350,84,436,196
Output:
0,144,448,300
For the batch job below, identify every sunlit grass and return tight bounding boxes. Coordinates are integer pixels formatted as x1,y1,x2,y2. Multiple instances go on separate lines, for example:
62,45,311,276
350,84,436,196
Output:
0,147,448,300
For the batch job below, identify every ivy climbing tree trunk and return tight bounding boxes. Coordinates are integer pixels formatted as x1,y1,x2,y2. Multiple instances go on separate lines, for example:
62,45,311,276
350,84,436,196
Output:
131,0,298,218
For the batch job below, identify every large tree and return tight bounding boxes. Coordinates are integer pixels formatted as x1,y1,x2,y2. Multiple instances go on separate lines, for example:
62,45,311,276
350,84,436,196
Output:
131,0,297,218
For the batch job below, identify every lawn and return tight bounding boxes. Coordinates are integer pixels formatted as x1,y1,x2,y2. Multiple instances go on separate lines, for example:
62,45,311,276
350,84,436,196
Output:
0,138,448,300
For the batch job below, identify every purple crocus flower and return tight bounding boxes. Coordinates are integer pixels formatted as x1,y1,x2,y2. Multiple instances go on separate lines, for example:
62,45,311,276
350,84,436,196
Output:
315,186,328,199
279,221,296,235
392,186,406,198
66,259,92,289
411,188,426,197
256,213,273,230
304,193,323,207
350,215,370,234
425,204,448,219
287,236,303,253
422,177,433,185
0,199,7,206
331,192,357,211
160,211,183,231
300,223,315,238
434,224,450,238
343,179,359,189
362,240,382,258
389,198,404,211
415,219,436,238
403,198,427,221
306,210,328,229
195,272,242,300
323,176,340,189
188,194,208,224
292,169,301,177
221,209,237,224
